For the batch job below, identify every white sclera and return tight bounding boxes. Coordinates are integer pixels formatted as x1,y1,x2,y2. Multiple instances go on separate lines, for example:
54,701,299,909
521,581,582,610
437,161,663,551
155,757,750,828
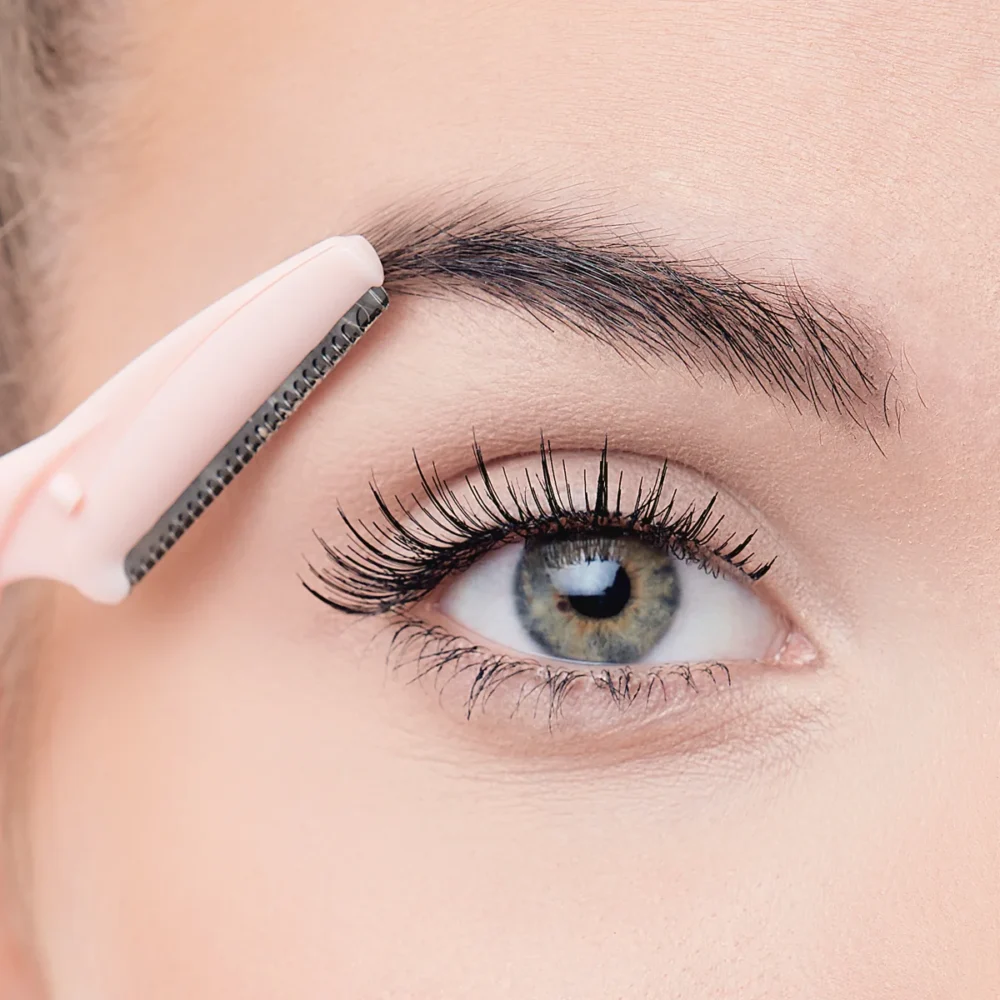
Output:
439,541,779,664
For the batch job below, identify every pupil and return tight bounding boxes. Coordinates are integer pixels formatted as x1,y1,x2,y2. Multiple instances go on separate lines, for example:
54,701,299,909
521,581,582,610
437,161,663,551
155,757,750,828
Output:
565,564,632,620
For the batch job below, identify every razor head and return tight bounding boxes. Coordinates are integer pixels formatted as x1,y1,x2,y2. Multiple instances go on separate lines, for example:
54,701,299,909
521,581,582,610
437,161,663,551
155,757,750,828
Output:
123,285,389,588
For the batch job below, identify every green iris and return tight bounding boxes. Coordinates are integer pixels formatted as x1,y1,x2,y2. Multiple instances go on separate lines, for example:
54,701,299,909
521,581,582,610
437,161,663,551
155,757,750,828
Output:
514,536,680,663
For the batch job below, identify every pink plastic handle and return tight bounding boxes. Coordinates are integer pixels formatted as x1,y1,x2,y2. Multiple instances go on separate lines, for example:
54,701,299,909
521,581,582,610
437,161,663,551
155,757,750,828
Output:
0,234,383,603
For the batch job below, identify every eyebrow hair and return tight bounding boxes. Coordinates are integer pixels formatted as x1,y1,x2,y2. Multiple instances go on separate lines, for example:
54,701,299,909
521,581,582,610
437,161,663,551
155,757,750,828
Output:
363,202,896,433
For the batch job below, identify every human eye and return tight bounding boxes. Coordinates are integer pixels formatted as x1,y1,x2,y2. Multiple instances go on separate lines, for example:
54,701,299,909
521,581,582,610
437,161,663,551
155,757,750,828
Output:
305,436,815,744
442,533,775,669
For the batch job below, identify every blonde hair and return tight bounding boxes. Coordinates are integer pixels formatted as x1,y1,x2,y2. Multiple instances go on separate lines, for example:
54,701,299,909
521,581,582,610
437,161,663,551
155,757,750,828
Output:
1,0,100,451
0,5,101,940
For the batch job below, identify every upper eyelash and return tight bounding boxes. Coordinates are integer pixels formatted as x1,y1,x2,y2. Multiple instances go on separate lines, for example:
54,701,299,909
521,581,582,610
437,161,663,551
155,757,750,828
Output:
303,437,774,615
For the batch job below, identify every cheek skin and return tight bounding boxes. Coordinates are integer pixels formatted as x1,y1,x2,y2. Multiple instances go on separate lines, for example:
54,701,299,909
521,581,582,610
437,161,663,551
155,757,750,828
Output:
21,520,1000,999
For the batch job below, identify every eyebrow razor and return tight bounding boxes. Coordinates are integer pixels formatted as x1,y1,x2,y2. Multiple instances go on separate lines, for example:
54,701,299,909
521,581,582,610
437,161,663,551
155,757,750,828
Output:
0,235,388,605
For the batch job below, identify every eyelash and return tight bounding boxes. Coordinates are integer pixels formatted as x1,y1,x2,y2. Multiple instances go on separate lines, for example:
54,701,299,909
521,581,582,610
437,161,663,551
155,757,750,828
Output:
304,437,774,618
383,615,736,723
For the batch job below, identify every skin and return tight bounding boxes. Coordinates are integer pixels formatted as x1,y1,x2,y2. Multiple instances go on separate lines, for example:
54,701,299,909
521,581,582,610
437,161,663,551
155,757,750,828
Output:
3,0,1000,996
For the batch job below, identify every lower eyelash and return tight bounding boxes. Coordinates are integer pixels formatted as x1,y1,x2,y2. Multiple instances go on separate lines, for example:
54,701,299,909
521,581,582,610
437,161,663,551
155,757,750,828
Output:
383,615,733,724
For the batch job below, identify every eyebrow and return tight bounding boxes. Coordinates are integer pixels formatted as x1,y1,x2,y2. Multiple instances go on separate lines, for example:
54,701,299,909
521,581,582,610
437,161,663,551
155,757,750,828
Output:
362,202,895,432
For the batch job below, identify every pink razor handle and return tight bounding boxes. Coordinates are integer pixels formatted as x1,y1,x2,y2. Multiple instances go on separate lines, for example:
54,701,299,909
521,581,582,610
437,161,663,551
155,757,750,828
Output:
0,235,387,605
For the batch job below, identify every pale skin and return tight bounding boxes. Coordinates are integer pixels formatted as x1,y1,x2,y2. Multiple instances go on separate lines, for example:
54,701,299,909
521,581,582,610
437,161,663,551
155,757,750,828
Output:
2,1,1000,997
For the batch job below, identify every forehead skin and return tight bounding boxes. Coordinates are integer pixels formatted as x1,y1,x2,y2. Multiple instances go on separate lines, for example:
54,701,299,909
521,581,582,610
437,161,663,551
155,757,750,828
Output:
62,0,1000,401
22,1,1000,998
